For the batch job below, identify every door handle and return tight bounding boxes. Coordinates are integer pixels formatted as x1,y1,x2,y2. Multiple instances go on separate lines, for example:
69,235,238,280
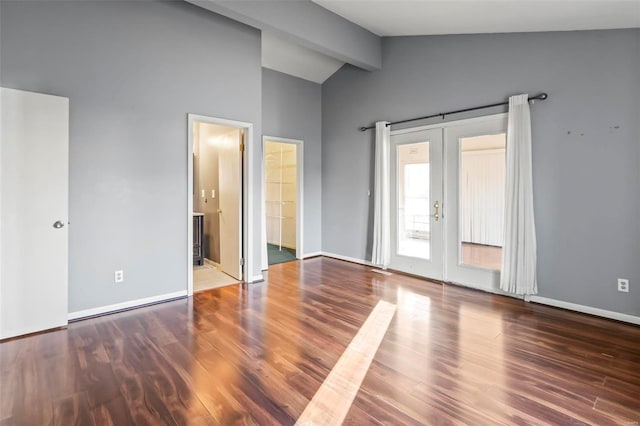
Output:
217,209,222,214
432,201,440,222
53,220,65,229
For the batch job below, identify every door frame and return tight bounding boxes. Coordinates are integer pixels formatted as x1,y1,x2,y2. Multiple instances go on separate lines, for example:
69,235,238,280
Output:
187,114,255,296
262,136,304,266
443,115,507,292
390,113,507,137
389,113,508,289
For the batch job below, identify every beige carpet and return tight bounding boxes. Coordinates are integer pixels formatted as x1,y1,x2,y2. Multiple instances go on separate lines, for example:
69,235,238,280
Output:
194,263,240,292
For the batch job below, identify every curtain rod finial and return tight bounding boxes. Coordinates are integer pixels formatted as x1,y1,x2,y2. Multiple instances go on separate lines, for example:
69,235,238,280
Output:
359,126,368,131
539,93,548,100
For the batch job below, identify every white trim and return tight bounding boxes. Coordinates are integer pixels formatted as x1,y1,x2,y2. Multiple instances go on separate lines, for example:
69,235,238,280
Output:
263,136,304,263
303,251,323,258
320,251,374,267
299,253,640,327
188,114,257,296
445,279,524,299
526,295,640,325
68,290,188,321
462,148,506,156
1,321,69,341
251,274,265,282
390,113,507,136
203,258,217,267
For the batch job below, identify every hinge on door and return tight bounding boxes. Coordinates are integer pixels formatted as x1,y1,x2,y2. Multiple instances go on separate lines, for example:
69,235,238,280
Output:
240,258,244,266
239,143,245,152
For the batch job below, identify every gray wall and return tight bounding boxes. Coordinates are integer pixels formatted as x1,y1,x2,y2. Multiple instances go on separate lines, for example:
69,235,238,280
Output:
262,68,322,255
0,0,262,312
322,29,640,316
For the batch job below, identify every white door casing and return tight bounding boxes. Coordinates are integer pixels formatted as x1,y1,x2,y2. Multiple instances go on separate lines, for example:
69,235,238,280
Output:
263,136,304,262
187,114,255,295
388,113,508,292
218,128,243,280
0,87,69,339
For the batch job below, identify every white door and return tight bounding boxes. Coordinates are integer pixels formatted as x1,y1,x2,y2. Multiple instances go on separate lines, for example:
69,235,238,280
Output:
218,129,243,280
444,116,507,291
389,129,444,280
0,87,69,339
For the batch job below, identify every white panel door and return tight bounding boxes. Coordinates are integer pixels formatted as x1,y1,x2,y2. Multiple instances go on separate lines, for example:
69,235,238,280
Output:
218,129,242,280
1,87,69,339
389,129,444,280
444,116,507,291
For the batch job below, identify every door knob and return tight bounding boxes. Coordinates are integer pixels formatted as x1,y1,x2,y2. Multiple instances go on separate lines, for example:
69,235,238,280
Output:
53,220,65,229
432,201,440,222
217,209,222,214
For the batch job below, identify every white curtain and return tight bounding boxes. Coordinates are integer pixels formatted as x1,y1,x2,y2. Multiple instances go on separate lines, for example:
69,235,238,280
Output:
501,94,538,295
461,149,506,246
372,121,391,268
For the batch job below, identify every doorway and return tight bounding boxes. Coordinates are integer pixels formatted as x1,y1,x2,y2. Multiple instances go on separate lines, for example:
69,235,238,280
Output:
263,136,303,266
389,114,507,292
187,115,255,295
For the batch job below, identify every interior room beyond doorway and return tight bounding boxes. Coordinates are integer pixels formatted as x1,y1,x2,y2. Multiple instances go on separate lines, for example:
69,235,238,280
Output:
264,139,301,266
192,121,243,292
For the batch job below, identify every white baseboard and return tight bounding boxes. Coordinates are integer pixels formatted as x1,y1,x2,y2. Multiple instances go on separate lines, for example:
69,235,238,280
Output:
1,320,68,340
320,251,374,267
203,258,218,268
526,295,640,325
446,280,525,300
303,251,323,258
318,253,640,326
68,290,188,321
250,274,264,282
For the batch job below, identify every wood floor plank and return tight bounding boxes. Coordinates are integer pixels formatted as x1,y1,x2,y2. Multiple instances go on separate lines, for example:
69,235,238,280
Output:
295,300,396,426
1,257,639,424
51,391,96,426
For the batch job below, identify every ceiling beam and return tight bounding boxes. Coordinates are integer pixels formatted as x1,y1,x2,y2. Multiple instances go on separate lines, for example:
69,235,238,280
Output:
186,0,382,71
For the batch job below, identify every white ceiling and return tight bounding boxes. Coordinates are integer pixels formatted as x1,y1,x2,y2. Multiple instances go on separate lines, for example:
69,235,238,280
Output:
262,32,345,84
262,0,639,83
313,0,640,36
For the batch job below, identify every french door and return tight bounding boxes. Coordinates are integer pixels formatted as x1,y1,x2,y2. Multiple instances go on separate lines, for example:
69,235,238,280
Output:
389,115,508,292
390,129,444,279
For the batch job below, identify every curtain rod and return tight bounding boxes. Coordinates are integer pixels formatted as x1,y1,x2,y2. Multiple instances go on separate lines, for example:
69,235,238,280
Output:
359,92,548,131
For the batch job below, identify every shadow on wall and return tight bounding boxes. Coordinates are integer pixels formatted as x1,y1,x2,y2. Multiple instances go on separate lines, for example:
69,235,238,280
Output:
366,135,375,259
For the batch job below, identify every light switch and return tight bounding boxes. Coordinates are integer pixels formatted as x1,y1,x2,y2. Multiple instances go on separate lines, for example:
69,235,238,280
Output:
201,189,205,198
211,189,216,198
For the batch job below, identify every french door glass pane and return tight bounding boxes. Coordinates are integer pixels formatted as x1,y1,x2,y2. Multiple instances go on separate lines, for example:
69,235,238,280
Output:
397,142,430,260
459,133,506,270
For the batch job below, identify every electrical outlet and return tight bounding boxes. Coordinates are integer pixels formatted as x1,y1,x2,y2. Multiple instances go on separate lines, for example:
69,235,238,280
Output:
617,278,629,293
114,270,124,283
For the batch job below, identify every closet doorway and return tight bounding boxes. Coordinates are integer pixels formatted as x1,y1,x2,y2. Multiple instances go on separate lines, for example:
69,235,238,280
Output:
263,137,303,266
389,114,507,292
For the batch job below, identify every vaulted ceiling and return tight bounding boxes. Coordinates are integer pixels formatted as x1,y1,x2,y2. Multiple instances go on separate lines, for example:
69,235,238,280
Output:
313,0,640,37
191,0,640,84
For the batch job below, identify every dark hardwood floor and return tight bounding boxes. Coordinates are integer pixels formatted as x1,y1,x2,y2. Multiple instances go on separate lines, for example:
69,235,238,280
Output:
1,257,639,425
